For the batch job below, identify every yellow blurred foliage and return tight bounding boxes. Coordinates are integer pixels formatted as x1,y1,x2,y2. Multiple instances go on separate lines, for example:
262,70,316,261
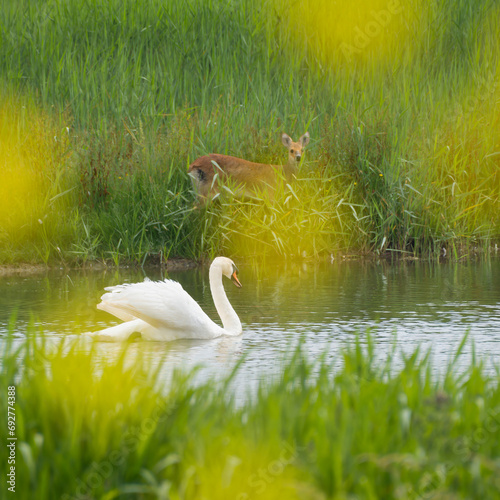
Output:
186,438,321,500
0,92,70,245
281,0,416,66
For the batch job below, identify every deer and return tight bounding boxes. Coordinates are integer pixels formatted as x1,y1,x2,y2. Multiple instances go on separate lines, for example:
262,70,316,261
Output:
188,132,310,205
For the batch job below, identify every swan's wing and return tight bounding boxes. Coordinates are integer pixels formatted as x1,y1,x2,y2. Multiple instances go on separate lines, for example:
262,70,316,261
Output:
98,278,218,334
97,301,137,322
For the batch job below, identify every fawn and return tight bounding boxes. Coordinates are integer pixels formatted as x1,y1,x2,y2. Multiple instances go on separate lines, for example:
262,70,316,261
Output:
188,132,310,205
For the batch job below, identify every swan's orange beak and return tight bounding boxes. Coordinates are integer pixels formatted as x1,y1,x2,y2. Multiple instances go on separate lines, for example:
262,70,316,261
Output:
231,271,242,288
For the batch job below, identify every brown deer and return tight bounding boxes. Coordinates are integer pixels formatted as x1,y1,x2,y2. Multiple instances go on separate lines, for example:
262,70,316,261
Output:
188,132,310,205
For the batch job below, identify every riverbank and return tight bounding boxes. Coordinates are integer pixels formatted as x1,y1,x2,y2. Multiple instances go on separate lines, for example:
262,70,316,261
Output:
0,244,497,277
0,258,199,276
1,0,499,265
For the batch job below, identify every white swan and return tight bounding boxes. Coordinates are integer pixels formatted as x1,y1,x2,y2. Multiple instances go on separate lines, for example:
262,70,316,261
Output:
86,257,242,341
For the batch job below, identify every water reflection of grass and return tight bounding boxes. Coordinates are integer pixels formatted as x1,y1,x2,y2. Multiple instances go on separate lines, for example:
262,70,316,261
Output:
1,328,499,499
0,0,499,264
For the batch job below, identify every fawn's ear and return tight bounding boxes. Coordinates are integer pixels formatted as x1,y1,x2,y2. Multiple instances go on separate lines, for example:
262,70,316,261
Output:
300,132,310,147
281,133,292,148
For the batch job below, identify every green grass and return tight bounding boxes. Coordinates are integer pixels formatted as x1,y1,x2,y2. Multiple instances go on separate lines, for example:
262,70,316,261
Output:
2,327,500,498
0,0,498,264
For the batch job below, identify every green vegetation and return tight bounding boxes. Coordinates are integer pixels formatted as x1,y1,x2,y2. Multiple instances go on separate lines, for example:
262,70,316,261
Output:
0,0,499,264
2,328,500,498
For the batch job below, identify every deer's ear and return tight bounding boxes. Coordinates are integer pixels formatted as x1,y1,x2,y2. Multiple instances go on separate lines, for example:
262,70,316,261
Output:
300,132,310,147
281,133,292,148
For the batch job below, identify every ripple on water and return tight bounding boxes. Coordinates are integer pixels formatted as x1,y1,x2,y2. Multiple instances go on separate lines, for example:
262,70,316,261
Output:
1,259,499,392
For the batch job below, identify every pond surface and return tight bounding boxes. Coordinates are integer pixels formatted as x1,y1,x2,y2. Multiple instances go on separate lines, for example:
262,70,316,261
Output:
1,258,500,391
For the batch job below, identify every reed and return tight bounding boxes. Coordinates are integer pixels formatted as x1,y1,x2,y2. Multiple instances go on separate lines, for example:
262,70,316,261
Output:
1,326,500,498
0,0,498,263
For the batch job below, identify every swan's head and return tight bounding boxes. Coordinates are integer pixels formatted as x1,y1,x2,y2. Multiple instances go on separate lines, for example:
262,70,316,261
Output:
212,257,242,288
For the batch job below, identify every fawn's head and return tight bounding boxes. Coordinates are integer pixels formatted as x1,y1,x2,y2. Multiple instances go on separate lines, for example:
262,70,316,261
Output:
282,132,310,164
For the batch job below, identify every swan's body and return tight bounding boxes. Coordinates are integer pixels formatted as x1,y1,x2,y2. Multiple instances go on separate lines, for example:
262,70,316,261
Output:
86,257,242,342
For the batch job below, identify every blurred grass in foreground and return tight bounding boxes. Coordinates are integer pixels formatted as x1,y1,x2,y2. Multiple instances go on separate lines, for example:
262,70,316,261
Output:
1,327,500,499
0,0,498,263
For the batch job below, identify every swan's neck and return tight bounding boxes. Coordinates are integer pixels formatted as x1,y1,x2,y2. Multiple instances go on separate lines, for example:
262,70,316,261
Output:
209,265,242,335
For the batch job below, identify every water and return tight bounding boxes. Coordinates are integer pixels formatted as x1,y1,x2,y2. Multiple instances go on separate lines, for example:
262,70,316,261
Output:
1,258,499,391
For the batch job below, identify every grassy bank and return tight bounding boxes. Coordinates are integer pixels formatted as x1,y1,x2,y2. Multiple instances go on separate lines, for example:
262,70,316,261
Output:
0,0,499,264
1,329,500,498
